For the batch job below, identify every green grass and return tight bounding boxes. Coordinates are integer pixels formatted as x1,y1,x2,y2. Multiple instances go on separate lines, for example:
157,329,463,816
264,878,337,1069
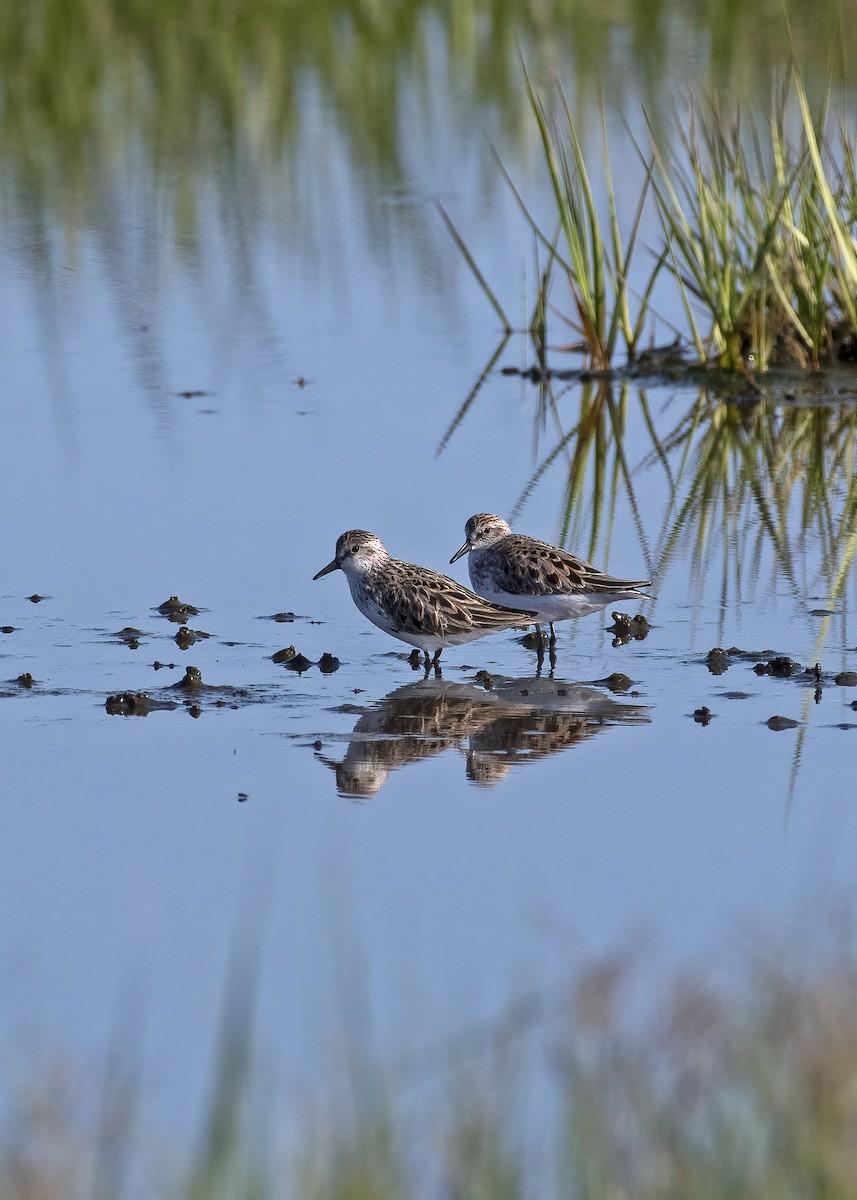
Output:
453,59,857,374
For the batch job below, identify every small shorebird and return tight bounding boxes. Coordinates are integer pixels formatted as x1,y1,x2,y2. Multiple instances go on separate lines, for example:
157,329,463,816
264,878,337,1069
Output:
450,513,649,650
313,529,536,670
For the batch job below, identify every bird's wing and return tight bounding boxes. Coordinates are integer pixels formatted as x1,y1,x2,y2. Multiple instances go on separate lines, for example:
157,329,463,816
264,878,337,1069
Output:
376,563,536,637
490,536,650,596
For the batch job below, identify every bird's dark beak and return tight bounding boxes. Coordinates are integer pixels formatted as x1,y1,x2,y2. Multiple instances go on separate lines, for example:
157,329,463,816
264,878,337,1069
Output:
449,541,470,565
312,558,340,580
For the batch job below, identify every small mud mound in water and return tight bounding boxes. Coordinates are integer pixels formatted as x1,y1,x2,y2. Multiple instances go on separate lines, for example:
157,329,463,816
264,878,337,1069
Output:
767,714,800,731
112,627,147,649
606,612,651,646
174,627,211,650
283,653,313,673
105,664,291,716
754,656,802,677
105,691,178,716
155,596,203,624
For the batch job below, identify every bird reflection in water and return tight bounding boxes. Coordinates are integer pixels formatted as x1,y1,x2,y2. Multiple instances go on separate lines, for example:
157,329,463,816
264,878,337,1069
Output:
315,676,648,797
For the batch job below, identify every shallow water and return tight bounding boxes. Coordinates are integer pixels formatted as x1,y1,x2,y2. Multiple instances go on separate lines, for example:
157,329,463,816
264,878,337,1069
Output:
3,0,857,1152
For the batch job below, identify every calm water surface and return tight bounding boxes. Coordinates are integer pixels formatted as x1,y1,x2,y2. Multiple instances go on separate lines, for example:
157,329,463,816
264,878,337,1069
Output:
2,2,857,1145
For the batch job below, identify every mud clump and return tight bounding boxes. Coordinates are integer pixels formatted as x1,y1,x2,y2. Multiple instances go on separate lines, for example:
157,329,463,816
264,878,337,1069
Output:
693,706,713,725
318,653,341,674
706,647,730,675
175,627,210,650
284,653,313,673
173,666,204,691
114,627,144,649
106,691,152,715
156,595,200,624
835,671,857,687
754,656,802,677
272,646,296,663
599,673,633,693
15,673,35,688
607,612,651,646
767,714,800,730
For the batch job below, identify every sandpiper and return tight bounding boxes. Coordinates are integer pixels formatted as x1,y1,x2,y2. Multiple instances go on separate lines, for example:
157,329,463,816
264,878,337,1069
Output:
450,513,649,649
313,529,536,670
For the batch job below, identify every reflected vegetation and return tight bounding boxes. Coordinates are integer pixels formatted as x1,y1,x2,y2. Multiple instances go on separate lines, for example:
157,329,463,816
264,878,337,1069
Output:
1,1,852,253
317,675,648,796
450,369,857,632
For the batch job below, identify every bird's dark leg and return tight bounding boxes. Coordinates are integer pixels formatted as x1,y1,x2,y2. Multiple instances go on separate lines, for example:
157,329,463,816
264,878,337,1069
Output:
548,623,557,648
548,642,557,673
423,650,432,672
431,648,443,676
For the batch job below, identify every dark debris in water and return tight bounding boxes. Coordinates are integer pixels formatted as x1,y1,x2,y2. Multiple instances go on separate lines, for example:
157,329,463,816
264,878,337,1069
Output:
607,611,651,647
1,626,16,634
692,706,713,725
26,594,49,603
834,672,857,687
271,647,339,673
155,595,202,623
261,611,303,623
500,344,768,396
767,715,800,731
706,647,837,687
105,691,178,716
175,627,211,649
705,645,783,674
106,664,285,716
172,666,204,691
705,647,731,675
593,673,634,693
15,673,35,688
754,656,803,677
284,653,313,673
112,626,146,649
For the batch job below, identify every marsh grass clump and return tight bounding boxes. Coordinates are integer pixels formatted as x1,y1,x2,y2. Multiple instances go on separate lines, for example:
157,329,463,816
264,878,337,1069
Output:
456,63,857,375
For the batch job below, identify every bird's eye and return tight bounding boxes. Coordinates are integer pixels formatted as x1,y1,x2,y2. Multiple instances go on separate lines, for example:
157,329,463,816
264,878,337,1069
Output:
351,544,360,554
